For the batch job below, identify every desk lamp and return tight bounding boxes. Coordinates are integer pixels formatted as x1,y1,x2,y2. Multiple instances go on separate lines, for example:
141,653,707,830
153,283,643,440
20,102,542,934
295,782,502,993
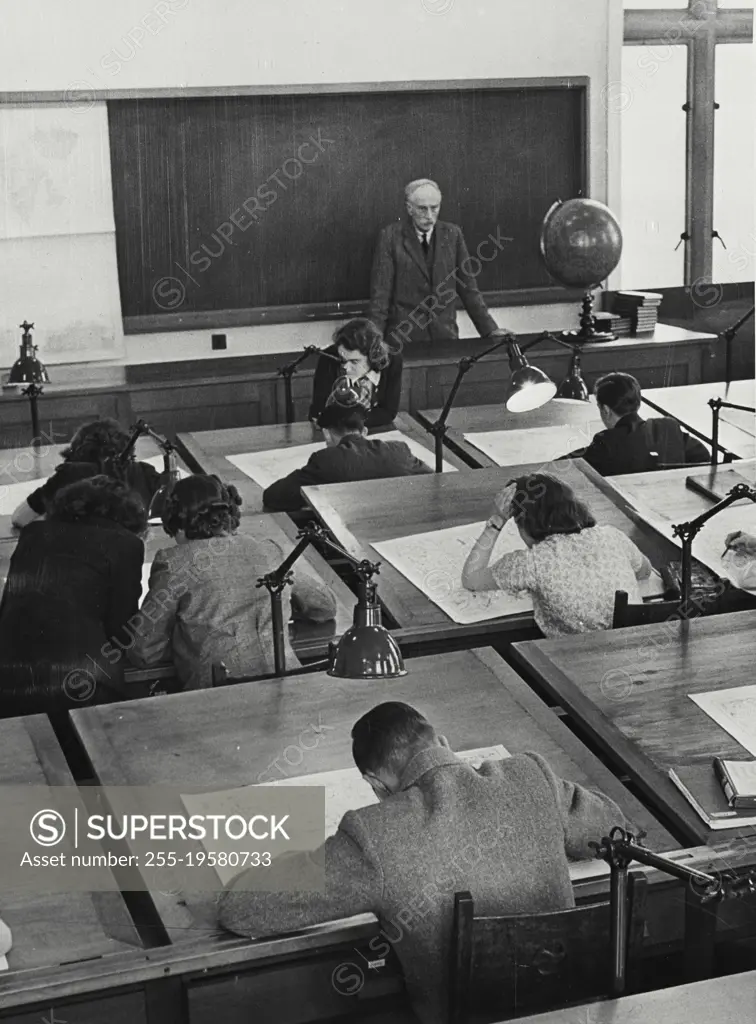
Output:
277,346,342,424
257,523,406,680
427,333,557,473
594,826,755,996
7,321,50,448
119,419,181,521
671,482,756,609
709,396,756,466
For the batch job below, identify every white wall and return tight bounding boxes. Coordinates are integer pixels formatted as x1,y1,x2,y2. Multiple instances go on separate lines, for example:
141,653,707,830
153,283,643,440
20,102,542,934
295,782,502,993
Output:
0,0,620,369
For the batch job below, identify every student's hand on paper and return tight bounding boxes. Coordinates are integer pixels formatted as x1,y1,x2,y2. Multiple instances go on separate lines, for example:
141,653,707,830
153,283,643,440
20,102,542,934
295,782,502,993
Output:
492,482,517,521
724,531,756,557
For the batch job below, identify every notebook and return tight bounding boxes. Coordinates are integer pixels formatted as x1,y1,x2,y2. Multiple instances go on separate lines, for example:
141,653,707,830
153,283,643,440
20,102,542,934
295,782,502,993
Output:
668,764,756,830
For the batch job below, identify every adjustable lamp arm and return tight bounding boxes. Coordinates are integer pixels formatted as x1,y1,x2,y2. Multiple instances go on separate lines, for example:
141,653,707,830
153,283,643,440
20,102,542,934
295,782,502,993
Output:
593,825,755,997
257,524,384,678
719,306,754,386
277,346,342,424
672,483,756,607
708,398,756,466
429,334,518,472
119,419,176,465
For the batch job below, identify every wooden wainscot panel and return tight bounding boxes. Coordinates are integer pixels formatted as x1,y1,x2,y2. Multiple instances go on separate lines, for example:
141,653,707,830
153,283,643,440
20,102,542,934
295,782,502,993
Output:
130,378,276,434
186,951,401,1024
0,990,147,1024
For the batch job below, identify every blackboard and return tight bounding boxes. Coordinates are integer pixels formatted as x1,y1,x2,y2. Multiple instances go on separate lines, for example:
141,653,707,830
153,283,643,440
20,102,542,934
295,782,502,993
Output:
108,80,587,333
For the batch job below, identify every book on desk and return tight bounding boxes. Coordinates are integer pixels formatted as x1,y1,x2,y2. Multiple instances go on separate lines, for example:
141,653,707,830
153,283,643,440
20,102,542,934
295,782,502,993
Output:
669,763,756,829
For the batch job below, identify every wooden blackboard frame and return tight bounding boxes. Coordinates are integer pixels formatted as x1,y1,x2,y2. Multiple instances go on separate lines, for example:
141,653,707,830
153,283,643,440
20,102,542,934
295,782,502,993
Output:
99,76,589,334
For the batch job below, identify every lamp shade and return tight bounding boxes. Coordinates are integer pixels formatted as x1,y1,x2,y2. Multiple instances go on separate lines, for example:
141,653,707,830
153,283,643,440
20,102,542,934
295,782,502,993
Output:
505,365,557,412
9,337,49,386
328,625,407,679
555,353,590,402
328,581,407,679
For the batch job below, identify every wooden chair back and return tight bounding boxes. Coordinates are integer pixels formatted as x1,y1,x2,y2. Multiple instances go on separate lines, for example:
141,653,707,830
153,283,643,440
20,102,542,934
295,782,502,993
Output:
448,873,647,1023
612,590,688,629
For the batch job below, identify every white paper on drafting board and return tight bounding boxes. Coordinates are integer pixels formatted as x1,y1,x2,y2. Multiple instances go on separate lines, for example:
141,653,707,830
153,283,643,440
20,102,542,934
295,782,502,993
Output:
463,423,600,468
0,477,45,515
226,431,456,490
373,518,666,625
182,745,510,884
690,685,756,757
373,519,533,624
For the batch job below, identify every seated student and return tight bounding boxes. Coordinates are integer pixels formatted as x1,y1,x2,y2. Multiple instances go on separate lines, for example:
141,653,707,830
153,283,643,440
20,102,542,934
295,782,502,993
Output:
309,317,403,429
219,701,626,1024
11,417,160,529
128,474,337,688
263,402,432,512
562,372,709,476
462,473,653,637
0,475,145,724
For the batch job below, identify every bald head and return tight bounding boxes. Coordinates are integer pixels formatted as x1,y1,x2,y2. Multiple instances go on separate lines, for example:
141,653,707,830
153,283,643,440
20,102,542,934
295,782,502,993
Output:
405,179,442,233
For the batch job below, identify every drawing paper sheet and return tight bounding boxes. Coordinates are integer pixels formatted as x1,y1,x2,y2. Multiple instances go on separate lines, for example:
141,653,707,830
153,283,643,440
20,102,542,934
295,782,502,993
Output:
0,477,44,515
182,746,509,884
226,431,456,490
373,519,532,623
141,563,153,601
607,479,756,591
373,520,664,625
690,685,756,758
463,424,600,468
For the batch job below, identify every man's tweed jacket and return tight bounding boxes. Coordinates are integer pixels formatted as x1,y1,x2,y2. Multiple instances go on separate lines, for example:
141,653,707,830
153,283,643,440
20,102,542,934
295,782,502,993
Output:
218,745,626,1024
368,219,499,345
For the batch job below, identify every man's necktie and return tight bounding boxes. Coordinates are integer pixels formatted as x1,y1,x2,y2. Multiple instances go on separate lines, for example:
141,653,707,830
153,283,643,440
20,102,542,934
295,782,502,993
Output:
421,231,429,256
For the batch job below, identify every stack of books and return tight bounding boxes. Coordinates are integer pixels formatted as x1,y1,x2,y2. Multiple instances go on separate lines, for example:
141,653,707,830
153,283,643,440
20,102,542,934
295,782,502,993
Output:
612,291,663,336
669,758,756,829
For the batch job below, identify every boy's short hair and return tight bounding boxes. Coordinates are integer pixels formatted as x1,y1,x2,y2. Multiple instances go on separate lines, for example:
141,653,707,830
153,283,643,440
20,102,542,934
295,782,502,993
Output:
317,403,367,434
352,702,436,776
594,373,642,417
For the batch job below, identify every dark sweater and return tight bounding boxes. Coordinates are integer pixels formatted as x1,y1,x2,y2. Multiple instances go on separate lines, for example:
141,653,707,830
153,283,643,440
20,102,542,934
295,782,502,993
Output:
26,459,160,515
308,345,403,428
0,518,144,718
566,413,710,476
263,433,432,512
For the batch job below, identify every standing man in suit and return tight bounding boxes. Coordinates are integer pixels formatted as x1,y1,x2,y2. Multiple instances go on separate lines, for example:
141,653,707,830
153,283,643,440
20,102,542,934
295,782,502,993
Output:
369,178,512,349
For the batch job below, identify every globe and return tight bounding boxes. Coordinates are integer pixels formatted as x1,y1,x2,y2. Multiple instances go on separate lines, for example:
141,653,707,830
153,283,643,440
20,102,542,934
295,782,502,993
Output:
540,198,623,289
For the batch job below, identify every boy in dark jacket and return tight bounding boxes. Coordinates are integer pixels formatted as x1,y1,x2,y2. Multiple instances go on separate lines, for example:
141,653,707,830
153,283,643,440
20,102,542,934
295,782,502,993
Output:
263,404,431,512
565,372,709,476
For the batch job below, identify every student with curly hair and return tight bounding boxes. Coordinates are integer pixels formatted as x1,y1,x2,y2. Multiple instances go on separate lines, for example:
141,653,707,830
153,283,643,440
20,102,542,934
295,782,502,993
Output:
128,475,338,688
11,417,160,529
0,475,146,724
462,473,655,636
309,318,403,429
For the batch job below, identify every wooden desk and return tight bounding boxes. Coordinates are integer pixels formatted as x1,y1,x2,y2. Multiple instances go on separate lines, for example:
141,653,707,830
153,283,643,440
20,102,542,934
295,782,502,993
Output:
509,970,756,1024
415,399,602,468
0,715,141,972
0,512,356,665
0,437,190,540
643,381,755,459
176,413,467,514
71,647,674,943
301,458,686,640
606,458,756,526
512,609,756,845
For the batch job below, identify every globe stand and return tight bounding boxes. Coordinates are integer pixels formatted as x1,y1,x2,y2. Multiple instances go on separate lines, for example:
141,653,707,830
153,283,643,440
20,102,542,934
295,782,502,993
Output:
557,291,616,346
